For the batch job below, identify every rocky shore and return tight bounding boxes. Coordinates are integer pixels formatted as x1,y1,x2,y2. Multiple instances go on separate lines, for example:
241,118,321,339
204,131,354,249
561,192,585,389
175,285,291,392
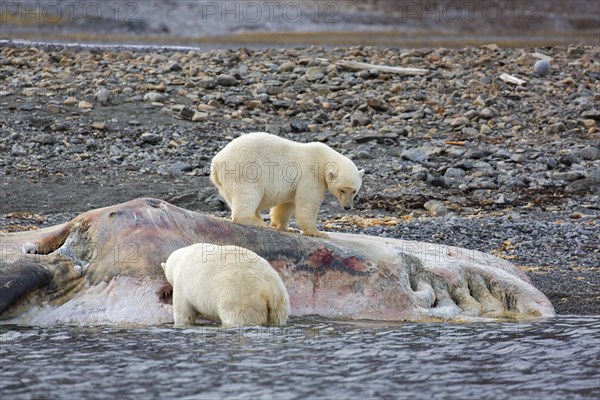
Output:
0,41,598,315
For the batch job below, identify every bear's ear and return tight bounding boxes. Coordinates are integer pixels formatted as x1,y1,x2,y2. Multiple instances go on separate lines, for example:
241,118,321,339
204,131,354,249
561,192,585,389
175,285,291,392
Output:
327,170,337,181
160,262,166,271
358,169,365,178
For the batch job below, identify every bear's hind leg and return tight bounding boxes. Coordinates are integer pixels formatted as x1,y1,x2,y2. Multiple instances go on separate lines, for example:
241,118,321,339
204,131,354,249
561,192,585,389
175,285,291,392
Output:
230,193,267,228
270,203,295,231
173,291,198,326
219,302,267,328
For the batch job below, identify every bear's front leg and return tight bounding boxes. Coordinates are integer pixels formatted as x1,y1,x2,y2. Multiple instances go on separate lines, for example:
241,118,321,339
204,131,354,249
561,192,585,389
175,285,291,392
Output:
295,199,329,238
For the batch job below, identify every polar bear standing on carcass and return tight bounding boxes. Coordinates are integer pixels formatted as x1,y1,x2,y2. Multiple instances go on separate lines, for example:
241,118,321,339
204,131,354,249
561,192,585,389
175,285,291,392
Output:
210,132,364,238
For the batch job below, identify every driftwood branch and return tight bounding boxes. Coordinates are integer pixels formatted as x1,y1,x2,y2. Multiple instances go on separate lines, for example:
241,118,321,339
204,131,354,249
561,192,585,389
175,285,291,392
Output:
499,73,526,86
532,52,553,62
336,61,429,76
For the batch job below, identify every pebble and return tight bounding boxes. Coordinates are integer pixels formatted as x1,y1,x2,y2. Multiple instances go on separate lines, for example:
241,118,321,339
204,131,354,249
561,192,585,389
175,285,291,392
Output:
510,153,528,163
38,134,55,145
401,149,428,163
464,148,490,159
168,162,193,176
444,167,466,179
479,107,494,119
581,109,600,120
450,117,470,127
198,79,217,89
550,122,566,133
11,144,27,156
279,62,296,72
217,74,238,86
398,110,424,120
90,122,106,130
464,110,478,120
144,92,165,102
305,67,325,81
192,112,209,122
179,107,195,120
290,120,309,133
534,59,551,76
64,96,78,105
95,88,111,105
480,125,493,135
551,171,586,182
579,146,599,161
351,111,371,126
424,200,449,215
141,132,161,144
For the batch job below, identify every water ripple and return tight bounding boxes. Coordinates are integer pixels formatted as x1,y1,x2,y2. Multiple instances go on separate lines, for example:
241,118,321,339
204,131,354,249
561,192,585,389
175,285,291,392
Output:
1,316,598,400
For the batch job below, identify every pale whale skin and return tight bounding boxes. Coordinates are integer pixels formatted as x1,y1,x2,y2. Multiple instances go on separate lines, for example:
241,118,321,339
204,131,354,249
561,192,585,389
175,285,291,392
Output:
0,198,555,325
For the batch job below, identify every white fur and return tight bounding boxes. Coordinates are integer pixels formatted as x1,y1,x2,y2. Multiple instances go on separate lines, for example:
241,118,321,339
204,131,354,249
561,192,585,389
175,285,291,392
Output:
210,132,364,238
161,243,290,327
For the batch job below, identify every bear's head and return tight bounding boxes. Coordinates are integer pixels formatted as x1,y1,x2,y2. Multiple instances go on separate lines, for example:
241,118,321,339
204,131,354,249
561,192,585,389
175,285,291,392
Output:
325,165,364,210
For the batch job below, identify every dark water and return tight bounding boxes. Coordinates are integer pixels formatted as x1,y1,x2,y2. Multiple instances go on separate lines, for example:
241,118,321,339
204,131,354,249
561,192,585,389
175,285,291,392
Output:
1,316,598,400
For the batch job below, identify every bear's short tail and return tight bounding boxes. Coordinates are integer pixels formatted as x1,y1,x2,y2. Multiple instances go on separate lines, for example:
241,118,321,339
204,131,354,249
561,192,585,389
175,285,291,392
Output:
160,262,166,270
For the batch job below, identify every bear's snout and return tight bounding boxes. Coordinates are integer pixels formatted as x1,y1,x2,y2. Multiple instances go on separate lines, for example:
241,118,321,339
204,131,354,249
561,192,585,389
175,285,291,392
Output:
344,205,351,210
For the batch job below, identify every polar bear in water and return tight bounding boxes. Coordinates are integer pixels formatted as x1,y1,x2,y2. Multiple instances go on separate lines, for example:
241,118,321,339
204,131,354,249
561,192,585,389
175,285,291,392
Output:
161,243,290,327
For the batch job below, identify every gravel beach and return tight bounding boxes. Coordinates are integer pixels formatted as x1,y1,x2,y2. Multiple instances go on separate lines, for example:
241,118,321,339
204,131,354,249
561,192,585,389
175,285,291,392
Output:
0,41,598,315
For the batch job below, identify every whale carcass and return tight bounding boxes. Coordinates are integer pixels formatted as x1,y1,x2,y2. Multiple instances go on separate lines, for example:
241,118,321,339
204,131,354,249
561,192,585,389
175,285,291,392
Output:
0,198,554,325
